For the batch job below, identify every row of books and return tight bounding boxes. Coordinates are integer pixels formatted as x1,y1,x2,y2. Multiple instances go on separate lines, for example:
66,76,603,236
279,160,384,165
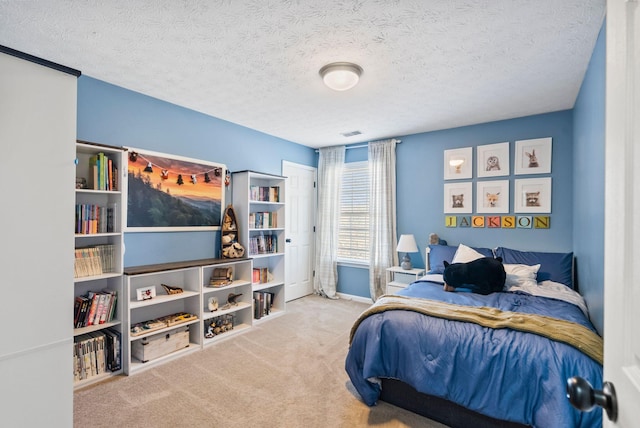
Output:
253,291,274,319
74,244,116,278
89,152,119,191
74,328,121,382
252,267,272,284
248,233,278,255
74,290,118,328
75,203,116,234
248,211,278,229
250,185,280,202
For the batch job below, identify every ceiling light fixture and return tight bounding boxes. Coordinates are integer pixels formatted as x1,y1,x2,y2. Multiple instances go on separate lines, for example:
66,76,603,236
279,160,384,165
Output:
319,62,363,91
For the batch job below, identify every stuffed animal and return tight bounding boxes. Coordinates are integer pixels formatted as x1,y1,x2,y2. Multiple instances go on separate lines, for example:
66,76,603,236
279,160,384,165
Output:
443,256,506,295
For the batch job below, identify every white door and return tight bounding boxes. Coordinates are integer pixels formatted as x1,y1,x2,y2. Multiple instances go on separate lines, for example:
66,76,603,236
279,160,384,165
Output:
603,1,640,425
283,161,316,301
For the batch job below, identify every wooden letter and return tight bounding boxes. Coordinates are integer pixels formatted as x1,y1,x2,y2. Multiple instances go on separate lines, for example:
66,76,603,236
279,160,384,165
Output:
517,216,533,229
487,216,501,228
458,216,471,228
472,216,485,228
502,216,516,229
446,216,457,227
534,216,550,229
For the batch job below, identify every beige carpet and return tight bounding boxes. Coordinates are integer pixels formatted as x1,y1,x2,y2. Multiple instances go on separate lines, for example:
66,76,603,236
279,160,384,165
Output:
74,294,447,428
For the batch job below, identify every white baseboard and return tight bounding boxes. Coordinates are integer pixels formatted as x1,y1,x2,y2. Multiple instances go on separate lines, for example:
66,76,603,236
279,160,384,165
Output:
336,292,373,305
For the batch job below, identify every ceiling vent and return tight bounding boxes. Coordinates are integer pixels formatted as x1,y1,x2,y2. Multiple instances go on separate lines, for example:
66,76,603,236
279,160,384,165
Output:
341,130,362,137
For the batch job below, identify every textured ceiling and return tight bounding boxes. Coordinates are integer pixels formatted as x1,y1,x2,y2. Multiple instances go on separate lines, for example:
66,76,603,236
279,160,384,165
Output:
0,1,605,148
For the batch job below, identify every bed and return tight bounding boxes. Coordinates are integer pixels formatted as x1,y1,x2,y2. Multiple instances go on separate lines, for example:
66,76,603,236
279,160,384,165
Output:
345,243,603,428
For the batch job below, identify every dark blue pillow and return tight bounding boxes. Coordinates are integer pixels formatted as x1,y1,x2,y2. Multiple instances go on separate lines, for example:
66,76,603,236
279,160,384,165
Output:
428,244,494,274
494,247,574,289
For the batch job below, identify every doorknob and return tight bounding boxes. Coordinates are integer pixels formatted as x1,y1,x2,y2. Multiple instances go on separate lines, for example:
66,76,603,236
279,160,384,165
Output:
285,238,292,243
566,376,618,422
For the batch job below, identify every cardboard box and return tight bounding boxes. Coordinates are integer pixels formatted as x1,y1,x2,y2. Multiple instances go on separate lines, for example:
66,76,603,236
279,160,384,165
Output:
132,326,190,363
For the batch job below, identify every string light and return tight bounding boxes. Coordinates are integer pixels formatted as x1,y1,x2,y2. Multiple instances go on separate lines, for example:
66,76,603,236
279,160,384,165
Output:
129,152,224,185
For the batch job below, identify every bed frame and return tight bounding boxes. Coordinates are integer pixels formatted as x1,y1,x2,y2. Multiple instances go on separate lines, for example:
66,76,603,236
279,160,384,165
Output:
380,378,530,428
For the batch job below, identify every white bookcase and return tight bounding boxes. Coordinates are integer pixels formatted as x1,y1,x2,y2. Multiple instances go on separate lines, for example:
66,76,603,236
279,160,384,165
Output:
123,263,201,375
73,141,126,388
232,170,286,322
123,258,253,374
201,259,254,345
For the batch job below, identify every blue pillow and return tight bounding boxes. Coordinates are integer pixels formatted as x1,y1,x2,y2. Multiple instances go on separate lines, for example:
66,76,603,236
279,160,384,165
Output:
494,246,574,289
428,244,494,274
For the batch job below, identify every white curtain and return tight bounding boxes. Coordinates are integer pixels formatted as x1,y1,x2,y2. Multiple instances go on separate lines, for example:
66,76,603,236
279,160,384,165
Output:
314,146,345,299
368,139,398,301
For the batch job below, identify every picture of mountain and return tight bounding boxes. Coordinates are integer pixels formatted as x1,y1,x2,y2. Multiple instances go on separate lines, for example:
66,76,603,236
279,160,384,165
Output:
127,150,224,229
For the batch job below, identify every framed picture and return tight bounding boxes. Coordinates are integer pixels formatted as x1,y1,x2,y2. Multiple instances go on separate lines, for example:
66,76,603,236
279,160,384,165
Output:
126,148,226,232
444,147,473,180
514,137,552,175
444,182,472,213
477,142,509,178
476,180,509,213
514,177,552,213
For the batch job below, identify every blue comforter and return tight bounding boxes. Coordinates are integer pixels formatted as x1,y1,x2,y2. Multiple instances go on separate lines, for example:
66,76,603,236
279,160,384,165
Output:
345,280,603,427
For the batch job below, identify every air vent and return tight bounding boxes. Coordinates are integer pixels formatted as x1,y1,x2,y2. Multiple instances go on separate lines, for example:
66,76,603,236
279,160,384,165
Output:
341,130,362,137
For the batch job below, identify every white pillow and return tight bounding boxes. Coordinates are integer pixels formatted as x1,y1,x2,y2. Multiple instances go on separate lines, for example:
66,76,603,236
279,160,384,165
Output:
504,263,540,287
451,243,485,264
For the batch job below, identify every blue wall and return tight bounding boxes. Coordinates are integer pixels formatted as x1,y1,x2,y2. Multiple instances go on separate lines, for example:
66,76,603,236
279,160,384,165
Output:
76,32,606,332
572,23,605,335
77,76,316,266
338,111,575,298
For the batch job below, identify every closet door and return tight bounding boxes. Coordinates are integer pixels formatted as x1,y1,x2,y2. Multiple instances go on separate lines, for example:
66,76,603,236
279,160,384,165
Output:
0,49,78,427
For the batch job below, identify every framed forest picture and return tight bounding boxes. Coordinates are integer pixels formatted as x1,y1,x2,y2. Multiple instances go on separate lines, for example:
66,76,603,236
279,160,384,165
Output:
126,148,226,232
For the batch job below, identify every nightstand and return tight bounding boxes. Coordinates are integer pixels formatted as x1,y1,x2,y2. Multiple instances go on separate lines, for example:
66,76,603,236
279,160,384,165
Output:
386,266,426,295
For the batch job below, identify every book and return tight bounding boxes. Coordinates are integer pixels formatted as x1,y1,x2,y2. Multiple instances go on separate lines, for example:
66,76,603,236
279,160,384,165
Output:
73,296,83,327
103,328,121,371
101,289,117,323
85,292,100,326
95,293,108,325
253,291,264,319
75,296,90,328
252,267,270,284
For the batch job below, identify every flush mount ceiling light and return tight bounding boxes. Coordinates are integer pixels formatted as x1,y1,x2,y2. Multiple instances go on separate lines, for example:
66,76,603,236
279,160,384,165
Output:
319,62,363,91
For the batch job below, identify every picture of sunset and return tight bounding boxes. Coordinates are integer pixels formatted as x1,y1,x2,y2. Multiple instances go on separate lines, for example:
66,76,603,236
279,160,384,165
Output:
127,150,224,229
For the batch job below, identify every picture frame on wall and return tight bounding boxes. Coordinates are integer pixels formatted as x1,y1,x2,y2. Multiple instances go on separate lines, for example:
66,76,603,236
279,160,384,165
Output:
514,177,552,213
514,137,552,175
476,142,509,178
476,180,509,213
443,147,473,180
126,148,226,232
444,181,473,213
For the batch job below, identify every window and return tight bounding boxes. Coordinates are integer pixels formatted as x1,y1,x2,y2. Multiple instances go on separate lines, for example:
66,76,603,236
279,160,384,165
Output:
338,161,369,263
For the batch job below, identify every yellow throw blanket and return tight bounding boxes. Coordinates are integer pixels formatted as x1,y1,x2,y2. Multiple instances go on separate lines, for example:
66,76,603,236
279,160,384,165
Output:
350,295,603,365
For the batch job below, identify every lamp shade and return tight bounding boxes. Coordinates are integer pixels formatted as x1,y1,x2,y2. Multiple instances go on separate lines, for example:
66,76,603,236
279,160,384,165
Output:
396,234,418,253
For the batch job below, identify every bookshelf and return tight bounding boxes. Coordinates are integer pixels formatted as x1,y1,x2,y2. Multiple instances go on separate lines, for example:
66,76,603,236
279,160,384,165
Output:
123,263,201,375
202,259,253,345
123,258,253,374
232,171,286,323
73,141,126,388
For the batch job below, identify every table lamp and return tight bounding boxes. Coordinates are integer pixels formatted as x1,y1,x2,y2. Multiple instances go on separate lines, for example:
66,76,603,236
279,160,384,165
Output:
397,234,419,270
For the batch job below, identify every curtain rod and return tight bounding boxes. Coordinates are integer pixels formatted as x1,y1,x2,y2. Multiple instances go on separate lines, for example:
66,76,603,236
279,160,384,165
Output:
314,139,401,153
